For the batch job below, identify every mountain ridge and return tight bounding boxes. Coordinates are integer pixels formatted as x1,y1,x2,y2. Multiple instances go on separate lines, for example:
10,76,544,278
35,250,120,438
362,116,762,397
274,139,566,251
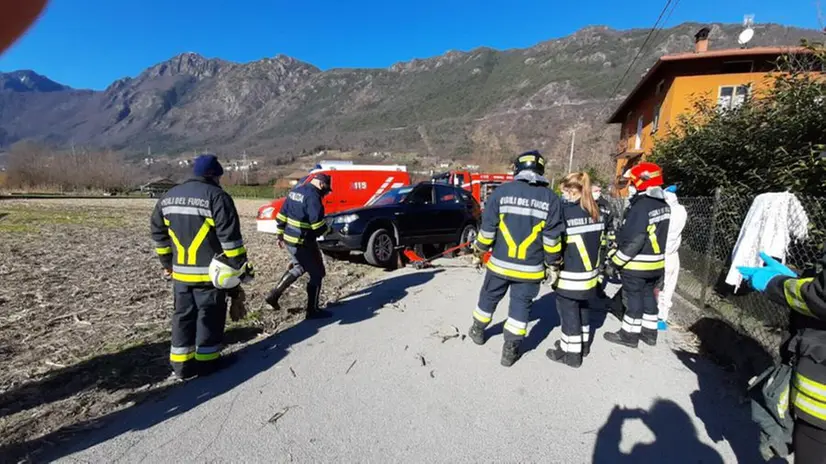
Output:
0,21,820,171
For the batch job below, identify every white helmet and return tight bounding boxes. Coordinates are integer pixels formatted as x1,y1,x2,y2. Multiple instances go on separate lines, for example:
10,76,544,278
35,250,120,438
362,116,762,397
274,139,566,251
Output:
209,253,252,289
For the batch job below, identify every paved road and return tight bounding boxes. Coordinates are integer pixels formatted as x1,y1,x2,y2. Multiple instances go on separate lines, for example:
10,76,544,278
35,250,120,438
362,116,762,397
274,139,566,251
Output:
57,265,761,463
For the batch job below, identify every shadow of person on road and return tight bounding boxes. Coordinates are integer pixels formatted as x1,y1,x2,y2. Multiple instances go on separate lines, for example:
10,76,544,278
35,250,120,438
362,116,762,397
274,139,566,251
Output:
521,292,560,354
675,349,771,464
1,270,442,463
592,399,725,464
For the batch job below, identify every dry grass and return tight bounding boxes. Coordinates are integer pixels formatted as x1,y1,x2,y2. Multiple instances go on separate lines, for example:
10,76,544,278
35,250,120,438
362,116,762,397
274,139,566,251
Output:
0,198,377,459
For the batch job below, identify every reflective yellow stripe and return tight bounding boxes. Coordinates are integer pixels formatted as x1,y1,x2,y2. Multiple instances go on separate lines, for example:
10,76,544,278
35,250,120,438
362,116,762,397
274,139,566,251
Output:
283,234,304,245
504,323,527,336
792,387,826,421
195,352,220,361
498,214,517,258
486,260,545,280
473,309,492,323
287,218,312,229
168,229,185,265
187,220,214,265
795,373,826,403
517,221,545,260
156,247,172,255
276,212,287,222
477,234,494,245
611,254,626,267
544,243,561,253
647,224,661,254
624,260,665,271
556,277,599,291
170,352,195,363
224,246,246,257
785,278,814,317
172,272,212,283
311,220,327,230
163,218,170,226
566,234,593,271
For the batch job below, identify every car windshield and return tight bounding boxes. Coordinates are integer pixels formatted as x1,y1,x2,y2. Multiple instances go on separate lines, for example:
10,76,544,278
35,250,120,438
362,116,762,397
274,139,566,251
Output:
369,187,414,206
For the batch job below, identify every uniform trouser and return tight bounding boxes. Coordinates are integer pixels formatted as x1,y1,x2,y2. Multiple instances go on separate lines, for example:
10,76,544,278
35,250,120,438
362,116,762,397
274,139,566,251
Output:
557,294,590,354
619,273,660,338
794,419,826,464
473,272,540,342
170,283,228,377
657,253,680,322
286,243,326,311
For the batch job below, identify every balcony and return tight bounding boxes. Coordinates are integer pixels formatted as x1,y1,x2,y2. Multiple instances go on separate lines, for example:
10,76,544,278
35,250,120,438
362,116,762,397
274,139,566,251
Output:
613,136,646,159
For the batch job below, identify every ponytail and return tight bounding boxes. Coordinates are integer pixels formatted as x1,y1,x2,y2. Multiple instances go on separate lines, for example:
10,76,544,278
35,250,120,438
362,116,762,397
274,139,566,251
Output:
561,172,600,222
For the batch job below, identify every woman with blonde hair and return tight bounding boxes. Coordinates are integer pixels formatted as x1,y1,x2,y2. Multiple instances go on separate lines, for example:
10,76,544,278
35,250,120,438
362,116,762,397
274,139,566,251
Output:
547,171,606,368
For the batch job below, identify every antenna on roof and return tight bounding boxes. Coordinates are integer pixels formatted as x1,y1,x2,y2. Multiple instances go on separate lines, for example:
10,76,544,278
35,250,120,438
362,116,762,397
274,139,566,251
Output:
739,15,755,48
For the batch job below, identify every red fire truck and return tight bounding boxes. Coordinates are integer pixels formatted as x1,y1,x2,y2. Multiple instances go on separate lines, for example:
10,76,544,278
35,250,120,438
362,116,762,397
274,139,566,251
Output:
257,163,411,233
431,170,514,209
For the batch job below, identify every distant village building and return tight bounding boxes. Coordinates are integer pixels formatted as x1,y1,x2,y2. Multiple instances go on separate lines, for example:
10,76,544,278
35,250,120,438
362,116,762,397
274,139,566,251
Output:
139,177,177,197
274,170,310,189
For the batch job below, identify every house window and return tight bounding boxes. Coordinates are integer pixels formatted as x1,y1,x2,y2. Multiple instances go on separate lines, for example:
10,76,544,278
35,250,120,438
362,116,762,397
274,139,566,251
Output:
635,116,644,150
718,85,750,110
652,104,661,133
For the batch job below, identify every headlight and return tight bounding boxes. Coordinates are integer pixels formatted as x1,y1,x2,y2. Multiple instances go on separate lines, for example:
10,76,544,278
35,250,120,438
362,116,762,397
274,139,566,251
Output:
333,214,359,224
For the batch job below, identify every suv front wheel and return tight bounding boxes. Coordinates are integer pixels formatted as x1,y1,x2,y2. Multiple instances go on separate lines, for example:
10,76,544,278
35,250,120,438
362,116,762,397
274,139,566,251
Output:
364,228,396,268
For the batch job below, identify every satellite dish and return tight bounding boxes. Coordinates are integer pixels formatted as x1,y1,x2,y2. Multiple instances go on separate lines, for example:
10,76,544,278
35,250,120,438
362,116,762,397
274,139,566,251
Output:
738,27,754,47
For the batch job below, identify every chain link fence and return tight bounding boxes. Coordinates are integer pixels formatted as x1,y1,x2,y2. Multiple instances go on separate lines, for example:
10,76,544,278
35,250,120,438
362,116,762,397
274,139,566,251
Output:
676,190,826,359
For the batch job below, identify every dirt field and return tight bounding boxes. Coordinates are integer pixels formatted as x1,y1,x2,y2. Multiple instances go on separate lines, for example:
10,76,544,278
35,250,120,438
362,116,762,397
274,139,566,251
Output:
0,198,378,460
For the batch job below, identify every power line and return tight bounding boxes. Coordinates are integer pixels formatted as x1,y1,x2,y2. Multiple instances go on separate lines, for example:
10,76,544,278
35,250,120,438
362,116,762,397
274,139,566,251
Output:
598,0,677,118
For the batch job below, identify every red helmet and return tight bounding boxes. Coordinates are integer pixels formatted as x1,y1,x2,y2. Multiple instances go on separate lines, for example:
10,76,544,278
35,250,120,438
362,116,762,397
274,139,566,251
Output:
625,162,664,191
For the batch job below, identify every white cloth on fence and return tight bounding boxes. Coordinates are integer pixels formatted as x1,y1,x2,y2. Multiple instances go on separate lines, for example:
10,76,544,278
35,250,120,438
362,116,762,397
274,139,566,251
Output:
725,192,810,291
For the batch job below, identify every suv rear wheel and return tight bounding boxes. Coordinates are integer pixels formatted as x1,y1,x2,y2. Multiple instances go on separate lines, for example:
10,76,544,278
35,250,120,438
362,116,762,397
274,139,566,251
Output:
459,224,478,252
364,228,396,268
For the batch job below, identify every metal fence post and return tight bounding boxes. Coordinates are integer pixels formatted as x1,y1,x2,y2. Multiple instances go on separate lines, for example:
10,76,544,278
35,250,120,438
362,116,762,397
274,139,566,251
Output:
699,187,722,307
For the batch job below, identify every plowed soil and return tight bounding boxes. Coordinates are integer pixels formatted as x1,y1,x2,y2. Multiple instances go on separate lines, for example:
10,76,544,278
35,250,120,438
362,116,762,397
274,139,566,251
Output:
0,199,377,461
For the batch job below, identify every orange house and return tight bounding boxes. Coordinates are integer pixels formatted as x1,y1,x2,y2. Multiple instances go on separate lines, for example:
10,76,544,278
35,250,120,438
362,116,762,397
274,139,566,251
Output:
607,27,815,193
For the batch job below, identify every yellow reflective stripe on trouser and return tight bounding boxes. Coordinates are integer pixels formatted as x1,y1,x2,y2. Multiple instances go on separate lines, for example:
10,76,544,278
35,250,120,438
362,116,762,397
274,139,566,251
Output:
785,278,814,317
486,260,545,281
195,352,221,361
170,346,195,363
566,234,593,271
517,221,545,260
187,218,215,265
167,229,186,265
156,247,172,255
172,272,212,283
498,215,517,258
473,307,492,324
504,317,528,336
556,277,599,291
647,224,661,254
224,246,246,257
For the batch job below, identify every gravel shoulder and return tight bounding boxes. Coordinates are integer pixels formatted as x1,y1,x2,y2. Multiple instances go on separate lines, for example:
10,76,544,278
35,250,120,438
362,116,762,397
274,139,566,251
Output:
31,264,763,464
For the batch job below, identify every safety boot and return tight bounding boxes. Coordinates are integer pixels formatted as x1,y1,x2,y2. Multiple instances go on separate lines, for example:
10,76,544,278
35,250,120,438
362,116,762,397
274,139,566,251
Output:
582,341,592,358
468,320,486,345
501,340,522,367
640,329,658,346
603,330,639,348
305,283,332,319
265,271,299,311
546,341,582,368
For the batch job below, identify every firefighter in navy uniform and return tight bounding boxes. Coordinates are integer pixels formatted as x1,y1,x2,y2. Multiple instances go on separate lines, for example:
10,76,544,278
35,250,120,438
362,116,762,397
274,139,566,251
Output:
602,162,670,348
740,251,826,462
546,172,605,368
150,154,250,379
592,183,616,256
468,150,564,367
266,173,333,319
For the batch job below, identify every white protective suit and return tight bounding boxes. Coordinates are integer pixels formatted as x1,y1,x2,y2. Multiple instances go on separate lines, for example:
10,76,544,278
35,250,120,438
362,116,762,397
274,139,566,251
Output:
657,191,687,322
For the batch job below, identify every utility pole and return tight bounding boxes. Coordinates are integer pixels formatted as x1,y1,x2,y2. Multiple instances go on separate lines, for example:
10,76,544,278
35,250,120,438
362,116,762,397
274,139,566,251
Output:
567,129,576,173
242,150,249,185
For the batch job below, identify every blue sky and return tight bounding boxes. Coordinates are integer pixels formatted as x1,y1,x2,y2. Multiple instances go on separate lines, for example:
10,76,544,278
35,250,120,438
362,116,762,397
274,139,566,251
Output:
0,0,821,90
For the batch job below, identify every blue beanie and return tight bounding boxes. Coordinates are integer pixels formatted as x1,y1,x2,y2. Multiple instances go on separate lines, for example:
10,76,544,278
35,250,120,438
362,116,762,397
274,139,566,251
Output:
193,154,224,178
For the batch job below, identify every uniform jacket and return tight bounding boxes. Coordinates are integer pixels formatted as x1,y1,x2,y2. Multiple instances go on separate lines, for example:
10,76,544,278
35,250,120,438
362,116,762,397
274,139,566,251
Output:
274,183,331,246
663,191,687,256
150,177,247,285
554,199,605,300
609,187,670,278
766,252,826,428
473,170,564,283
597,196,616,248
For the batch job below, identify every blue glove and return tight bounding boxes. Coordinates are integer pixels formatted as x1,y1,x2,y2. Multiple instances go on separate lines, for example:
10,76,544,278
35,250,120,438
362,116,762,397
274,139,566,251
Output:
737,251,797,292
665,185,678,193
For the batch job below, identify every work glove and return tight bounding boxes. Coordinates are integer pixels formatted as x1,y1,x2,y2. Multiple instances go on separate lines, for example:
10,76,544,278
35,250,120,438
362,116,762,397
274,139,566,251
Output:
162,267,172,281
604,262,618,280
241,261,255,284
544,266,560,287
228,286,248,322
738,251,797,292
470,244,485,268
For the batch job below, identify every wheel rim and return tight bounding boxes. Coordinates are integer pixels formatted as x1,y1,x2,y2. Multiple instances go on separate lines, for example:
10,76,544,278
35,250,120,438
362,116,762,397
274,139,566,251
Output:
465,228,477,244
375,234,393,262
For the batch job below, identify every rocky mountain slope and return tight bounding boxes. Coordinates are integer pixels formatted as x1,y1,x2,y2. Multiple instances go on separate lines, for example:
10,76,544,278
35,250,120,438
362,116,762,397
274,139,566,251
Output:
0,22,820,171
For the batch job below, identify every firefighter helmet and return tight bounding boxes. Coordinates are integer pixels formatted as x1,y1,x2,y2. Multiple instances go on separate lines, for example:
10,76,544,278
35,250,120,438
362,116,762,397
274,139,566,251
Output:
513,150,546,176
625,162,664,191
208,253,252,289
